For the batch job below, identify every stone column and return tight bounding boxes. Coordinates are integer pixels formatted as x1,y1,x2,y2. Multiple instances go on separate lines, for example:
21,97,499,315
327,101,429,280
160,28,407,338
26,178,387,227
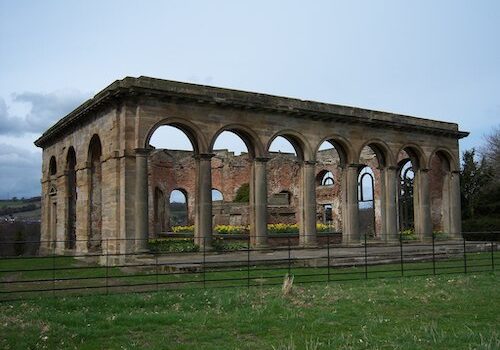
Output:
343,164,360,244
449,171,462,239
75,165,90,254
417,169,432,240
379,167,387,240
135,148,150,253
195,153,213,250
300,161,317,247
55,172,68,254
40,178,51,255
251,157,268,247
384,166,398,242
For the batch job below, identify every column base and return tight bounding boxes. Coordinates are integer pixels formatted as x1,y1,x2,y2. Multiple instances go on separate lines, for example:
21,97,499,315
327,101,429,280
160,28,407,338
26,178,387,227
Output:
251,243,269,250
199,245,213,253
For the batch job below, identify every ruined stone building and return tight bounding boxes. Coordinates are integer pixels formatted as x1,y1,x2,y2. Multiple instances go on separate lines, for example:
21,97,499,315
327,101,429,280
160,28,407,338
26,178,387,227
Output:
35,76,468,255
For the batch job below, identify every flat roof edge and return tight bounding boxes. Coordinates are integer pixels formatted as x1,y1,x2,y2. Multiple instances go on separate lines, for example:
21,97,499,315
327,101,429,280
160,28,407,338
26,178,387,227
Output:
34,76,468,147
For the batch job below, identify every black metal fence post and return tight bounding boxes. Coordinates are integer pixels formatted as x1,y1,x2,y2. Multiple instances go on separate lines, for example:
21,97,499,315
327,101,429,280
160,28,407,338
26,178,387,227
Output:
463,237,467,274
105,239,109,295
327,234,331,282
491,241,495,271
52,242,55,299
400,233,404,277
247,234,250,289
432,232,436,275
364,234,368,279
155,248,159,291
287,237,291,276
203,237,206,288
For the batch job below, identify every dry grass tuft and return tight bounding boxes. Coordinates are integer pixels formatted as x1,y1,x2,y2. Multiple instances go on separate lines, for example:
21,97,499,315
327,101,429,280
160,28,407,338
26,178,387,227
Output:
282,273,294,296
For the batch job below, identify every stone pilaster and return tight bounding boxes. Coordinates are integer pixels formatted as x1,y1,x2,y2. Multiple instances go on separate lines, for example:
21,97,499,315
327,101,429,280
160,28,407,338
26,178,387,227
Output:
449,171,462,239
75,164,90,254
417,169,432,240
343,164,360,244
384,166,399,242
250,157,269,247
135,148,150,253
55,172,68,254
300,161,317,247
195,153,214,250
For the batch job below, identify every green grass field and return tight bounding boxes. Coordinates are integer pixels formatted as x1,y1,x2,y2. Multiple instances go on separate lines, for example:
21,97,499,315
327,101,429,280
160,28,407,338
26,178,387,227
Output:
0,272,498,349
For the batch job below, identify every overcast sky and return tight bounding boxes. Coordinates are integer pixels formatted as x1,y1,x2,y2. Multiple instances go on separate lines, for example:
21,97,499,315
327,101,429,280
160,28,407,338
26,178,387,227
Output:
1,0,499,199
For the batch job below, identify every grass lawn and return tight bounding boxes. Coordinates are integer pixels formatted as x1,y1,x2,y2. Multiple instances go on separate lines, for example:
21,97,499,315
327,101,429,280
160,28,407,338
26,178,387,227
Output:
0,272,498,349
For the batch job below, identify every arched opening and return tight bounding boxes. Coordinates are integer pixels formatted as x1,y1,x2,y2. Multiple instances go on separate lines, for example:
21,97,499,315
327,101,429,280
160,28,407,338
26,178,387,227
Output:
315,139,350,235
429,150,453,235
169,189,188,227
49,156,57,176
267,135,304,242
211,189,223,202
66,147,77,250
317,170,334,186
358,166,376,237
88,134,102,252
398,160,415,232
211,130,252,229
148,125,198,235
47,156,58,246
358,143,387,239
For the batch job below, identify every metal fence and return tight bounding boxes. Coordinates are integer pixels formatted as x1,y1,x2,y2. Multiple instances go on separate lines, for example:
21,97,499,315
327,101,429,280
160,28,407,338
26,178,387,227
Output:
0,232,498,302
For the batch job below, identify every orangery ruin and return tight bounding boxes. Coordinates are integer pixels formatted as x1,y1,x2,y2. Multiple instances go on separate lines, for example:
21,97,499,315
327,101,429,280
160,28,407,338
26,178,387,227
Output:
35,76,468,255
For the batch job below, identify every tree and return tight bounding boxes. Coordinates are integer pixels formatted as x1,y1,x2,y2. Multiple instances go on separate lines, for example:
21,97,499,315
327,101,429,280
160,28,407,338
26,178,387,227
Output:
460,149,490,219
480,125,500,186
233,183,250,203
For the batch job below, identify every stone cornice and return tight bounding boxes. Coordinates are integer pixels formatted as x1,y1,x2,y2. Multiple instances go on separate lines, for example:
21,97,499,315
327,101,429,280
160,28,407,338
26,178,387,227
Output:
34,76,469,148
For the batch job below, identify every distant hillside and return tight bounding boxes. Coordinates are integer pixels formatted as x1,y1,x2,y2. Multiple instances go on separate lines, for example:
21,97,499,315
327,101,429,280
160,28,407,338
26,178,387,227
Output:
0,197,41,222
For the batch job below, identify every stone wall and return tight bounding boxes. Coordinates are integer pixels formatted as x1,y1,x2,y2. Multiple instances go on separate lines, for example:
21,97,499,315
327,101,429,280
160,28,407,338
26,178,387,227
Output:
148,147,389,236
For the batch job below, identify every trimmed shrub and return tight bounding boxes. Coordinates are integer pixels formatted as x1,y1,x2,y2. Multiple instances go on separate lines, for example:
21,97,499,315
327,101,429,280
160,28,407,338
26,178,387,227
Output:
148,238,199,253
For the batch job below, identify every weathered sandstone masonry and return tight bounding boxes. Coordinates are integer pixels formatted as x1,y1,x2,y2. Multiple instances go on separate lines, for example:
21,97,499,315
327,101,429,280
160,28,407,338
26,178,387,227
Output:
35,76,468,256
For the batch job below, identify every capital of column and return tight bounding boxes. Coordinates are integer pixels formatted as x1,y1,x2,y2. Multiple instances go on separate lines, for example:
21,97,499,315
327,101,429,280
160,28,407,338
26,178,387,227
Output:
419,168,430,173
302,160,317,167
384,165,398,171
254,156,271,163
347,163,364,170
134,148,152,156
451,170,460,175
193,153,215,160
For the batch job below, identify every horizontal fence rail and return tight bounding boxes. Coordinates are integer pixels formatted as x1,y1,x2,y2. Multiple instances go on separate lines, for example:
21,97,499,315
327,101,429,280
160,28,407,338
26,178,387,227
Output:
0,232,498,302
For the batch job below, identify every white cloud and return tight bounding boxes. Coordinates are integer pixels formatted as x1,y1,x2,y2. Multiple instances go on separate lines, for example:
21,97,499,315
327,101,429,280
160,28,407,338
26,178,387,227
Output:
0,143,41,198
0,90,90,136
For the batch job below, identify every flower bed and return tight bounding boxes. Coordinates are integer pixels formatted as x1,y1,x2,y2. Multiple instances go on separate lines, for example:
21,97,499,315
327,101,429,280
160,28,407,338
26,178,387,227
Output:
171,223,335,235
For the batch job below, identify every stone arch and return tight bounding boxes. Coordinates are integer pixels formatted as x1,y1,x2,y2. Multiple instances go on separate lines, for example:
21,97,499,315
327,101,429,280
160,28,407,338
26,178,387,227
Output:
65,147,77,249
169,188,189,227
316,169,334,186
49,156,57,176
209,124,265,159
88,134,102,162
88,134,102,252
428,147,458,172
396,143,426,170
356,139,393,239
266,129,313,161
428,147,458,235
143,117,208,154
315,135,354,166
357,139,394,168
395,145,425,234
